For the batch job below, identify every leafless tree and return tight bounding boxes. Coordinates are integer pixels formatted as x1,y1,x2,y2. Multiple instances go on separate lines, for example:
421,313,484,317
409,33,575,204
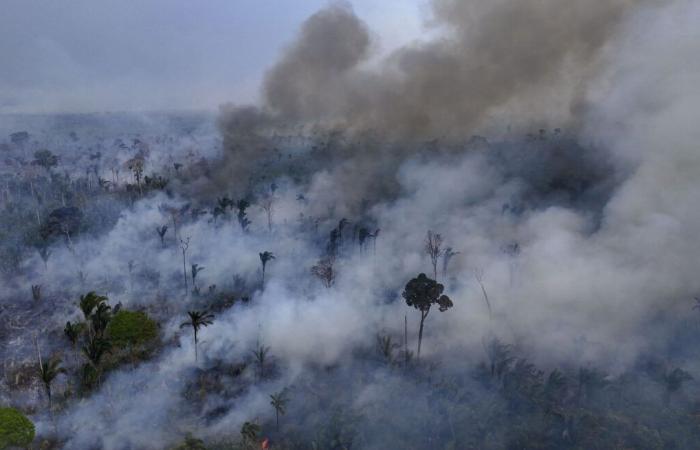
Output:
425,230,444,280
31,284,41,302
311,256,335,288
442,247,460,279
180,237,191,296
260,192,275,233
474,268,492,320
156,225,168,247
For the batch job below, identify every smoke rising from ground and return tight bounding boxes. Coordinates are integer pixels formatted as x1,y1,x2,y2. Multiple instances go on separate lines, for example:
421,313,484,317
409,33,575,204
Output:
2,0,699,448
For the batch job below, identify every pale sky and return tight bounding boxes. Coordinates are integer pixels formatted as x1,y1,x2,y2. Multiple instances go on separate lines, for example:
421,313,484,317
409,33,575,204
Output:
0,0,424,114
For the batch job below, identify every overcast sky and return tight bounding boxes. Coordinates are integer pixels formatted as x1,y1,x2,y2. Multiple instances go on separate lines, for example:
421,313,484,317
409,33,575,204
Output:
0,0,422,114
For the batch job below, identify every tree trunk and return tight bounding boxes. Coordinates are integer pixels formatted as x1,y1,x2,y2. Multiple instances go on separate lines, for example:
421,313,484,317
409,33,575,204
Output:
182,251,188,295
417,310,429,360
194,329,198,362
404,314,408,368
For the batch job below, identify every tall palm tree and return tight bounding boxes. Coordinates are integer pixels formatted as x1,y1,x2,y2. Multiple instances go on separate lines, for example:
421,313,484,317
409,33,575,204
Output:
81,336,112,388
252,343,271,380
37,356,66,411
64,321,81,347
79,291,108,321
180,311,214,362
82,336,112,368
64,321,84,360
270,389,289,431
259,252,275,288
91,302,112,337
191,263,205,293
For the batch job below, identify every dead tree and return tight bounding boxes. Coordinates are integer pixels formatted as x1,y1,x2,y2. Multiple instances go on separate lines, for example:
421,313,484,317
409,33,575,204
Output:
180,237,191,296
425,231,444,280
311,257,335,288
474,268,492,320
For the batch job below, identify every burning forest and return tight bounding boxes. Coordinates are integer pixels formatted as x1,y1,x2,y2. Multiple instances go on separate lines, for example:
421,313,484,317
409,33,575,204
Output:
1,0,700,449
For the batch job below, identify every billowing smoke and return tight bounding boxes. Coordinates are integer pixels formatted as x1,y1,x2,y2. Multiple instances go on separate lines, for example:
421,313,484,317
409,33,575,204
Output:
218,0,653,212
263,0,638,136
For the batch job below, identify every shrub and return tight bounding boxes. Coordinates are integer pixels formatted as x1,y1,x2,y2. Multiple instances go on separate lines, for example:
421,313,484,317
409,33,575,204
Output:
0,407,35,449
107,310,158,349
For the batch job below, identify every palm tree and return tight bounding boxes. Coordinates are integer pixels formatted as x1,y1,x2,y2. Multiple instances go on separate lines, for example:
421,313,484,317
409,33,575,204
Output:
64,321,81,347
270,389,289,431
259,252,275,288
252,343,271,380
191,263,205,293
91,302,112,337
79,291,108,321
180,311,214,362
37,356,66,411
82,336,112,368
64,321,84,360
81,336,112,388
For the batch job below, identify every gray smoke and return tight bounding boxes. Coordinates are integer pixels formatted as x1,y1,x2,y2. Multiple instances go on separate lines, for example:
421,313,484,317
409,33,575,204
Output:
217,0,655,211
263,0,641,137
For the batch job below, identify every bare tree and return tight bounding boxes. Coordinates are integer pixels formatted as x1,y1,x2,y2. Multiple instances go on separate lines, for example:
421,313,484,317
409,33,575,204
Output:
311,256,335,288
474,268,492,320
31,284,41,302
37,245,51,270
260,187,276,233
156,225,168,247
442,247,460,279
180,237,191,296
425,231,444,280
502,241,521,287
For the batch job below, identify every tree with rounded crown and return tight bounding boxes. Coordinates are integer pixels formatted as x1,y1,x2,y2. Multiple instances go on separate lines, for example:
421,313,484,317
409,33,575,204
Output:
402,273,453,360
107,310,158,364
0,407,35,449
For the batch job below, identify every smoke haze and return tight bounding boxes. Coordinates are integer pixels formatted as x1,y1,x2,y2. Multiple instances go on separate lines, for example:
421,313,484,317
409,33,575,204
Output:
1,0,699,448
